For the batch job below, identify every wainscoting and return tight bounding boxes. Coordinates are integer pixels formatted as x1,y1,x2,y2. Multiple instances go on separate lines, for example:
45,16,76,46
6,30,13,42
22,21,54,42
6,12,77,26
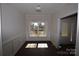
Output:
2,33,26,56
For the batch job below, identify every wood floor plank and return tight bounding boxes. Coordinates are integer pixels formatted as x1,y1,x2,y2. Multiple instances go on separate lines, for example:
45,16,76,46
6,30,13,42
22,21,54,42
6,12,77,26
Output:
15,41,57,56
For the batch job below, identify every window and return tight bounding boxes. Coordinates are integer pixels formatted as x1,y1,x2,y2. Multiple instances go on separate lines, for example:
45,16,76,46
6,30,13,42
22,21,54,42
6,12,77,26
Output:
30,22,46,37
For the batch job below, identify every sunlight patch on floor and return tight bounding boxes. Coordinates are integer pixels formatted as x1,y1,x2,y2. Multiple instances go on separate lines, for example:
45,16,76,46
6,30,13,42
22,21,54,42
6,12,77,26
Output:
25,43,48,48
38,43,48,48
25,43,37,48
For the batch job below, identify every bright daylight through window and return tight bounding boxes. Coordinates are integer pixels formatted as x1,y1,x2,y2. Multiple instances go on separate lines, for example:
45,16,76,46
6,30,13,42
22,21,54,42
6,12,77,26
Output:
30,22,46,37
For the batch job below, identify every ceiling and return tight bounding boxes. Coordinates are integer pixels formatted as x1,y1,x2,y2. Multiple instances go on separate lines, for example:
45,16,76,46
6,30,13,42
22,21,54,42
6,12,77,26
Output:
10,3,77,14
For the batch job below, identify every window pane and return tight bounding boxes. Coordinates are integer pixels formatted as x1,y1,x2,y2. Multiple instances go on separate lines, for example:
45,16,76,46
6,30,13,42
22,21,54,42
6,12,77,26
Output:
30,22,46,37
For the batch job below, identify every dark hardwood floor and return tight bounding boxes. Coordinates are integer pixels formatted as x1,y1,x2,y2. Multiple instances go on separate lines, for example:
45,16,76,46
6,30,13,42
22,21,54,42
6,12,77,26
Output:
15,41,57,56
57,44,75,56
15,41,75,56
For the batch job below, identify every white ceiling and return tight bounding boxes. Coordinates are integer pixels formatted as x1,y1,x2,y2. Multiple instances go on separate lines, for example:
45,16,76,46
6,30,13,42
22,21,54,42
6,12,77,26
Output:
10,3,77,14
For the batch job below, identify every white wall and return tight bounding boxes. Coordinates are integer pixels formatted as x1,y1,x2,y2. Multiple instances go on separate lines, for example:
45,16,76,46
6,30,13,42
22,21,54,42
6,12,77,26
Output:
75,4,79,56
2,4,26,55
1,3,78,55
50,4,78,47
0,5,2,56
25,14,52,41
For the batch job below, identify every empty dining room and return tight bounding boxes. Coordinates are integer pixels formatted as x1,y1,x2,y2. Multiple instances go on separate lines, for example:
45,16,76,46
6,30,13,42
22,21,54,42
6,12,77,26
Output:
0,3,79,56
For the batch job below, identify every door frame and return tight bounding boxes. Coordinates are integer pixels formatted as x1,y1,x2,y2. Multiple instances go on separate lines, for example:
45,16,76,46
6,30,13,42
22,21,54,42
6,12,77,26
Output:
0,4,2,56
57,12,77,46
60,13,77,44
75,4,79,55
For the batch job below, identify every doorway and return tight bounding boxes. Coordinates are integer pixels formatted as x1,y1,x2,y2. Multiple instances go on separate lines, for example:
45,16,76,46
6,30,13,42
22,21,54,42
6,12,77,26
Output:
59,13,77,45
58,13,77,55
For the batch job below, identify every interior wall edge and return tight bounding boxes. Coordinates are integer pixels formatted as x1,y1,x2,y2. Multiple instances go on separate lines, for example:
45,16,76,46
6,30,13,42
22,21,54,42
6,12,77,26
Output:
75,3,79,56
0,4,2,56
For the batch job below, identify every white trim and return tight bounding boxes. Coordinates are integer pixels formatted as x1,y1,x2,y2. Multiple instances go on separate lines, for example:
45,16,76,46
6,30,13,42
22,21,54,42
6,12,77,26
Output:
3,32,26,45
75,4,79,56
0,4,2,56
2,32,26,55
56,19,61,47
